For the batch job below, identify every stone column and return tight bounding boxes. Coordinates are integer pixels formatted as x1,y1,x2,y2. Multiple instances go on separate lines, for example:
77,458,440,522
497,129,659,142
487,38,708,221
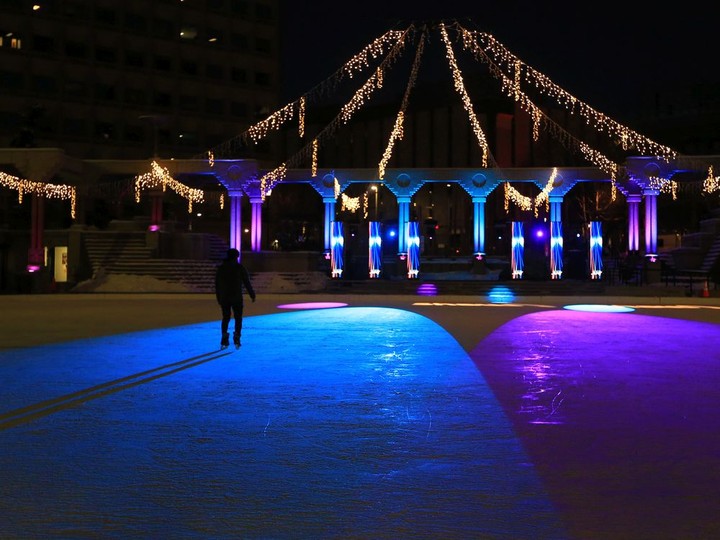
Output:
627,194,641,252
397,196,411,255
250,196,263,252
323,197,336,254
472,195,486,257
643,188,659,258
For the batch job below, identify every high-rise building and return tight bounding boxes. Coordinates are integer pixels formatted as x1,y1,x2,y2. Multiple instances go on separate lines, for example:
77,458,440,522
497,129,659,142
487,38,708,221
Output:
0,0,281,160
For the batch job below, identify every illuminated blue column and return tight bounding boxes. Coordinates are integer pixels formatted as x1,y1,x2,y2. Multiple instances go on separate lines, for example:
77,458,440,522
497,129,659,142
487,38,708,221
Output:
511,221,524,279
368,221,382,278
550,221,563,279
407,221,420,278
323,197,336,255
472,195,486,259
550,195,563,279
250,196,262,252
643,188,659,260
330,221,344,278
590,220,603,279
627,194,641,252
397,196,410,255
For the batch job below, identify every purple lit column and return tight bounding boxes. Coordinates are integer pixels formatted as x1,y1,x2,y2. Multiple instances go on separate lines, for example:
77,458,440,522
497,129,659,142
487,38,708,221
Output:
472,195,486,258
250,196,262,252
228,189,243,255
397,196,410,256
627,194,641,252
643,188,658,259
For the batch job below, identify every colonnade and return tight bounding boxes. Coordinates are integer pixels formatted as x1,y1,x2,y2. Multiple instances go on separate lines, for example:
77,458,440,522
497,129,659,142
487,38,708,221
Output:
217,164,665,281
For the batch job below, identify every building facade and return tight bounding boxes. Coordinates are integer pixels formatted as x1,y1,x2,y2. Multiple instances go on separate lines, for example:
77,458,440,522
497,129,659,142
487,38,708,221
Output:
0,0,281,160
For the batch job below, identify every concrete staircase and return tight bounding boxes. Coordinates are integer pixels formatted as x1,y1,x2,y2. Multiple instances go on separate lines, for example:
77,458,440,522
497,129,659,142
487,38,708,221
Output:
83,232,225,292
81,232,329,293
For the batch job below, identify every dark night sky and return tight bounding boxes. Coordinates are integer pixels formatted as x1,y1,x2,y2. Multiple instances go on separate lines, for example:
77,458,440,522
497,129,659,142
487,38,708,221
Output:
280,1,719,124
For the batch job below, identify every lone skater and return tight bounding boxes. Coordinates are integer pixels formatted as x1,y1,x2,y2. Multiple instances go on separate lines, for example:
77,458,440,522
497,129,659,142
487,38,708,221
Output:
215,248,256,349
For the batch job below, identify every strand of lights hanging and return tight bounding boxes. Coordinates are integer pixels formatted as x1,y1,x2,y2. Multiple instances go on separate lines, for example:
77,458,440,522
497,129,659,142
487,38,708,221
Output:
648,176,678,200
258,28,414,198
503,168,556,216
0,171,76,218
135,161,204,213
439,23,495,168
311,139,318,177
207,151,214,167
457,23,620,199
503,181,533,212
704,166,719,194
379,28,427,180
339,192,367,216
258,163,287,200
532,168,557,217
298,97,306,138
200,29,406,160
461,25,676,161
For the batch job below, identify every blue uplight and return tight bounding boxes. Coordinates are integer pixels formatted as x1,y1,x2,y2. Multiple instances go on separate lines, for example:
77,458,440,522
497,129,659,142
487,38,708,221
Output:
487,285,515,304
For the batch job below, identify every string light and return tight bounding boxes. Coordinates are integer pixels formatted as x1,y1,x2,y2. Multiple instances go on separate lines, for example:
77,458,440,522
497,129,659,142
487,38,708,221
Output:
462,25,676,162
503,168,556,215
0,171,76,218
220,193,224,210
247,102,295,143
298,96,306,138
340,192,362,213
379,28,426,180
439,23,494,168
259,163,287,200
202,29,405,159
135,161,204,213
648,176,678,199
312,139,318,177
207,151,214,167
703,166,719,194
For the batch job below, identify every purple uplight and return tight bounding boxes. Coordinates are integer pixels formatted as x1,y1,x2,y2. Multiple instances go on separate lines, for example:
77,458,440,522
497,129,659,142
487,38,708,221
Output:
416,283,438,296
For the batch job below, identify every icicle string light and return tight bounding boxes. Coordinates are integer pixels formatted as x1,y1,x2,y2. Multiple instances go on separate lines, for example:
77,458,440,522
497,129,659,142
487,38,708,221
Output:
298,97,306,138
379,28,427,179
457,22,620,195
0,171,76,218
439,23,494,168
704,166,719,194
263,26,414,182
503,169,557,215
648,176,678,200
311,139,318,177
134,161,204,213
247,102,295,143
342,30,405,79
259,163,287,200
202,29,405,159
462,25,676,161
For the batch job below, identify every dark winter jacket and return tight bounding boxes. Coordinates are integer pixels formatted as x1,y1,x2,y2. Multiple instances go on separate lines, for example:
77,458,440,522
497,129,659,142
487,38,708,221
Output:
214,259,255,305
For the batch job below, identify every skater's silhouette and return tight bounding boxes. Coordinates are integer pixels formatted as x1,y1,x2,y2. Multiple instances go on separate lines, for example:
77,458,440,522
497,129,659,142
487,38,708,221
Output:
214,248,256,349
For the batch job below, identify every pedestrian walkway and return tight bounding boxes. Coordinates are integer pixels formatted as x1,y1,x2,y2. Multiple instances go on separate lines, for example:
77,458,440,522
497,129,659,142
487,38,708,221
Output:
1,293,719,538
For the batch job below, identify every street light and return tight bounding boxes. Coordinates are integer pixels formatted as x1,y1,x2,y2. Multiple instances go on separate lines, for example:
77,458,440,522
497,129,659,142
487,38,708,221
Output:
370,184,378,220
